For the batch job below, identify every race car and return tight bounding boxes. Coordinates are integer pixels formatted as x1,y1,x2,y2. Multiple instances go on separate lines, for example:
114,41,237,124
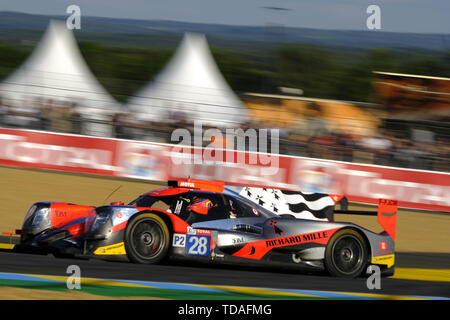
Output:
2,179,398,278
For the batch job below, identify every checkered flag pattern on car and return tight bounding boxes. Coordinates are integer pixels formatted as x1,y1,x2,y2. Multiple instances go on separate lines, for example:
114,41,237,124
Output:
238,187,336,221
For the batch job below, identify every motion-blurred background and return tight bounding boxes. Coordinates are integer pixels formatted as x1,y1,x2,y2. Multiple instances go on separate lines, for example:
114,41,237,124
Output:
0,7,449,172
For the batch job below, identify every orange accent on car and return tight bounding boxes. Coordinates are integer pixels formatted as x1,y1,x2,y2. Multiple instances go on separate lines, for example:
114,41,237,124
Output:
210,237,217,251
64,222,85,238
112,221,127,233
168,179,225,193
49,203,95,229
233,228,341,260
161,210,191,233
328,194,344,204
147,187,191,197
377,199,398,241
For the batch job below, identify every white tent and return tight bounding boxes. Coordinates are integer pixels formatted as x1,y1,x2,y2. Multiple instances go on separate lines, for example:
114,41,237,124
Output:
0,20,121,136
0,20,119,111
127,33,248,127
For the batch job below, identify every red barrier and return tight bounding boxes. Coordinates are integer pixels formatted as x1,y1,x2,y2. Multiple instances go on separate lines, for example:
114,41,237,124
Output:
0,129,118,176
288,157,450,212
1,128,449,212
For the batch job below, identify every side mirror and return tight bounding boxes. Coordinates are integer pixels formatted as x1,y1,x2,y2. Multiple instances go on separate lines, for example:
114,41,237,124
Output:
110,201,124,205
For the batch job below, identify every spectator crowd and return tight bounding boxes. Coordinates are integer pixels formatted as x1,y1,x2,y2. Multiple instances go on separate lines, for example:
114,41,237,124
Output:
0,95,449,173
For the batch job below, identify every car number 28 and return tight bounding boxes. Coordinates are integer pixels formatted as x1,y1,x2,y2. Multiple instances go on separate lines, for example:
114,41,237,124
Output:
186,235,210,256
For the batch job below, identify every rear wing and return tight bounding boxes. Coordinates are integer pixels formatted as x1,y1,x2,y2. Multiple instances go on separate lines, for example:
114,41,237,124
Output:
334,199,398,241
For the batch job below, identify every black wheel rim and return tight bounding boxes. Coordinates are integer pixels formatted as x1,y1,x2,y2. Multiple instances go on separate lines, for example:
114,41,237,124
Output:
331,235,364,275
130,219,165,260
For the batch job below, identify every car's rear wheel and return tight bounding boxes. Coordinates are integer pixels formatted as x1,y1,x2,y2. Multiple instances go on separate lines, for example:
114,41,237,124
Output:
124,213,170,264
324,229,368,278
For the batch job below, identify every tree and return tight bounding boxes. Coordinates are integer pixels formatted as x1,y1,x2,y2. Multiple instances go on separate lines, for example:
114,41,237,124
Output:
277,44,339,98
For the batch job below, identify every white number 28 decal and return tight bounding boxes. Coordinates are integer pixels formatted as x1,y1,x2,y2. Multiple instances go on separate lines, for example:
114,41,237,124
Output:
186,235,210,256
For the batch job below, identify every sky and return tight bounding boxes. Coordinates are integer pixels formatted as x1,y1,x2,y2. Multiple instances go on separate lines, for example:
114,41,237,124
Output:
1,0,449,34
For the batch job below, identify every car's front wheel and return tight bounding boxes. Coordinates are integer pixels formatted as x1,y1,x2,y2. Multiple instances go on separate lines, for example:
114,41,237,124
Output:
324,229,368,278
124,212,170,264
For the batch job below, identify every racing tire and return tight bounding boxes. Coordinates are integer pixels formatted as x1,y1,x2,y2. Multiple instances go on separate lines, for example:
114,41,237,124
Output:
124,212,170,264
324,229,368,278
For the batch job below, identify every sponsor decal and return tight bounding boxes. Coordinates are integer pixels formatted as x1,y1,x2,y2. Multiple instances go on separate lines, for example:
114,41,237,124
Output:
232,228,340,260
172,234,186,247
186,227,211,236
252,208,260,216
380,199,398,206
116,212,123,219
186,235,210,256
55,210,67,217
265,230,330,247
371,254,395,268
380,241,387,251
179,181,195,188
187,226,196,235
93,242,126,255
195,229,212,236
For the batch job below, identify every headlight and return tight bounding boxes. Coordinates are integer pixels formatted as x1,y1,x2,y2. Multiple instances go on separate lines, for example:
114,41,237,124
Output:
24,205,38,223
22,205,52,236
84,209,97,233
91,214,110,232
85,207,113,239
21,203,52,242
32,207,51,231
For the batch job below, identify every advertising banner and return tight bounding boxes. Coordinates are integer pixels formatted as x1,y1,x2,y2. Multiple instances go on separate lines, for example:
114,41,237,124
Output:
1,128,448,212
0,128,118,176
289,158,450,212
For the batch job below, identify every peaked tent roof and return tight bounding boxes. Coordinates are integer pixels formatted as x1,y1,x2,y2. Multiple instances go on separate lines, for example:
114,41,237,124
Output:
127,33,248,126
0,20,119,112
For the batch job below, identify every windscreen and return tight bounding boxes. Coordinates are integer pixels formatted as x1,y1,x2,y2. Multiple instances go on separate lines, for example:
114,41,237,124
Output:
128,193,189,211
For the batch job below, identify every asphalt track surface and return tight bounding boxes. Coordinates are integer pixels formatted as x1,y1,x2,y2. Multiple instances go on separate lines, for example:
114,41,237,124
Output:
0,250,449,298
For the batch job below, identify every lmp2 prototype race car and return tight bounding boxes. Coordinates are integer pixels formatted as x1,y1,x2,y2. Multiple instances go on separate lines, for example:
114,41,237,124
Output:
2,179,398,278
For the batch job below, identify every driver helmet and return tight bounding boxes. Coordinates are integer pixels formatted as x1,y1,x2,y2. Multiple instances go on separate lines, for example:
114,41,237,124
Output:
187,198,213,215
